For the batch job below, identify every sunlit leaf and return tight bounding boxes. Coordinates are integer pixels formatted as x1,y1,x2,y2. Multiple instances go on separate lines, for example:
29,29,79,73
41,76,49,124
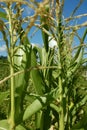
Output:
0,120,9,130
30,49,45,95
23,96,47,121
12,45,31,124
0,120,26,130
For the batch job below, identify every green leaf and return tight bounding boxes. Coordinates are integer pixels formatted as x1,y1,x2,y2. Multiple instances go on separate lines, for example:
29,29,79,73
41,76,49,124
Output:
72,28,87,63
23,96,47,121
0,12,7,19
71,128,86,130
30,49,45,95
0,120,9,130
50,103,61,113
0,120,26,130
81,58,87,64
12,45,31,124
16,125,26,130
19,27,31,45
0,91,9,105
23,87,59,121
35,112,42,129
41,48,48,66
71,112,87,130
0,20,4,31
71,49,83,72
40,106,51,130
40,5,49,52
67,49,83,78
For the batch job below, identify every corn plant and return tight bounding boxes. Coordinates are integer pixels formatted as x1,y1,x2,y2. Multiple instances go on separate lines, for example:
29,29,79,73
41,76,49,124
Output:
0,2,32,130
0,0,87,130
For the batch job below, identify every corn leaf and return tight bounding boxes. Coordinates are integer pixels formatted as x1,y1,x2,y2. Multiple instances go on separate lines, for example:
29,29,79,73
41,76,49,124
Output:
71,49,83,73
0,91,9,105
18,27,30,45
40,106,51,130
0,120,9,130
40,5,49,52
35,112,42,129
71,113,87,129
23,87,60,121
13,45,31,124
67,48,83,79
72,28,87,63
0,12,7,19
23,96,47,121
0,120,26,130
30,49,45,95
35,46,55,90
50,103,61,113
16,125,26,130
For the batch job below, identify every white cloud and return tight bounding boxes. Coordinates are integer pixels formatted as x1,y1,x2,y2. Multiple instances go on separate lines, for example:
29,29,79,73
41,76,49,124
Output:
49,37,57,48
0,45,7,52
31,38,57,49
31,43,41,47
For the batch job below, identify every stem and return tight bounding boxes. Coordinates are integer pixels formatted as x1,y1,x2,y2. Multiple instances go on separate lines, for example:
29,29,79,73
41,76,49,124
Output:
56,1,65,129
10,64,15,130
58,55,64,130
57,34,64,130
58,76,64,130
7,4,15,130
57,22,64,129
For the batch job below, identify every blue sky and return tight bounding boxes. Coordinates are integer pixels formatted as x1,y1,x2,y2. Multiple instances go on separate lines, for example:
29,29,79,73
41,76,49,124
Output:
63,0,87,17
0,0,87,56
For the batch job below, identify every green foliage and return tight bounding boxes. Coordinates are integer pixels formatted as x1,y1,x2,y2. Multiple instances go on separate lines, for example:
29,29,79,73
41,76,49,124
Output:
0,91,9,105
13,45,31,125
40,4,49,52
0,57,9,120
0,120,26,130
30,49,45,95
23,96,47,121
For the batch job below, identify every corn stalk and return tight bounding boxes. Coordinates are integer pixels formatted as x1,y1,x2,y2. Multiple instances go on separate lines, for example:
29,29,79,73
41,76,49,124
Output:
3,4,16,130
